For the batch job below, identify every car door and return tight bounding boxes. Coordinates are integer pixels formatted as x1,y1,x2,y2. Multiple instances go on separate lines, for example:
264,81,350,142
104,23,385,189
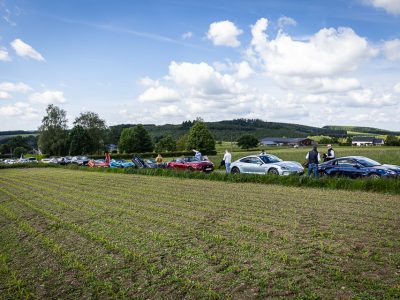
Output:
239,158,254,173
248,157,265,174
336,159,357,177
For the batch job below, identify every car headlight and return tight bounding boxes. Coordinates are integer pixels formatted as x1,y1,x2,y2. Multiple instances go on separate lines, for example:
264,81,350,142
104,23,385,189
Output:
281,166,289,170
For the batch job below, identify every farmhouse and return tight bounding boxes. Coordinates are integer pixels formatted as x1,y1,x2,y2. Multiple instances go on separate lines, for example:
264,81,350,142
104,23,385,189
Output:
260,137,315,147
351,137,385,146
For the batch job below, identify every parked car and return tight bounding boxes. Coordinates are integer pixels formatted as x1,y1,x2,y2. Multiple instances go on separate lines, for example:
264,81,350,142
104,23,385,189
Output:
87,159,108,168
167,156,214,173
109,159,135,168
41,158,52,163
230,154,304,175
132,155,165,169
71,156,90,166
318,156,400,179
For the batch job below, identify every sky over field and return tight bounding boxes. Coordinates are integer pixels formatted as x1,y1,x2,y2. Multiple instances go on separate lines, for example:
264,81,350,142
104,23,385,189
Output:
1,0,400,130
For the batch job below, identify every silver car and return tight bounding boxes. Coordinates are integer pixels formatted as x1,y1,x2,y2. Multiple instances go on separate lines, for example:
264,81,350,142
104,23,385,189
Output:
230,154,304,176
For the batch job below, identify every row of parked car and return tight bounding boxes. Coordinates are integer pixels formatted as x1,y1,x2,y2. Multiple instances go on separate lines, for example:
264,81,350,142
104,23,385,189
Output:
2,153,400,179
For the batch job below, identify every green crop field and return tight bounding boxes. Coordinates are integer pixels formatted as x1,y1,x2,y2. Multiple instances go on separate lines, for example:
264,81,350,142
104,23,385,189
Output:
1,168,399,299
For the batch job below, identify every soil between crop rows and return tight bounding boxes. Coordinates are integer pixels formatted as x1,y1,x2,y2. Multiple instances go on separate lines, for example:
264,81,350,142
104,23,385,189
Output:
0,168,399,299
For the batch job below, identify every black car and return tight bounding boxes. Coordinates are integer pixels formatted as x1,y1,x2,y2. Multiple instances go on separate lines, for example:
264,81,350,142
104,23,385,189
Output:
318,156,400,179
71,156,90,166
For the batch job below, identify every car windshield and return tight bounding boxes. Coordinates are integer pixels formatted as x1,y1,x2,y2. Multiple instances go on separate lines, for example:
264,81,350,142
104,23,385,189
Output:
259,154,282,164
185,157,201,162
357,157,381,167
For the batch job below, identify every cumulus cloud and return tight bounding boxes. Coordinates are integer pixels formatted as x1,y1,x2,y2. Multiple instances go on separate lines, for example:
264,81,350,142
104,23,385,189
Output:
344,89,397,107
383,39,400,61
363,0,400,15
207,20,243,47
0,102,39,119
168,61,246,96
29,90,66,104
272,76,361,93
250,18,377,77
138,86,180,102
233,61,254,79
0,47,11,61
394,82,400,93
277,16,297,28
10,39,45,61
138,76,160,87
0,91,11,99
0,82,32,93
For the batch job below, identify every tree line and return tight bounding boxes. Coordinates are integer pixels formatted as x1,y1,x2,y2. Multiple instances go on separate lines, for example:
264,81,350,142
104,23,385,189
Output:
32,105,216,156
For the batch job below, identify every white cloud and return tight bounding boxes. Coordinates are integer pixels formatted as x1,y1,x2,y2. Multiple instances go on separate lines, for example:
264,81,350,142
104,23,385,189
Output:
29,90,66,104
363,0,400,15
233,61,254,79
0,47,11,61
138,86,180,102
344,89,397,107
206,20,243,47
0,102,39,119
168,61,246,96
10,39,45,61
250,18,377,77
0,82,32,93
383,39,400,61
138,76,160,87
394,82,400,93
272,76,361,93
0,91,11,99
182,31,193,39
277,16,297,28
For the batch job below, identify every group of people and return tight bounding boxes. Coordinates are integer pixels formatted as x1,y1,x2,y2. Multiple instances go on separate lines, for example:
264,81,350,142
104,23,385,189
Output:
305,144,335,177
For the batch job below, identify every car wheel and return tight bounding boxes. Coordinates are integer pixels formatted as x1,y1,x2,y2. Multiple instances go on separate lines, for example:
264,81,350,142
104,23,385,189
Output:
369,173,380,179
231,167,240,174
188,167,194,172
268,168,279,175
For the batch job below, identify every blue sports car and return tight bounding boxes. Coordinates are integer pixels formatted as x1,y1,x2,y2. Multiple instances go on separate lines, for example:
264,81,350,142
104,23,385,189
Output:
318,156,400,179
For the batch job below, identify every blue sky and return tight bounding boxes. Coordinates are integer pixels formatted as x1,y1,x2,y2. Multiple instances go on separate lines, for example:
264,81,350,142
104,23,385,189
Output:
1,0,400,130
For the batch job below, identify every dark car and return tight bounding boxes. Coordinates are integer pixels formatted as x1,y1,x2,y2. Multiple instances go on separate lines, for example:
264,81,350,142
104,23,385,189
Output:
318,156,400,179
71,156,90,166
167,156,214,173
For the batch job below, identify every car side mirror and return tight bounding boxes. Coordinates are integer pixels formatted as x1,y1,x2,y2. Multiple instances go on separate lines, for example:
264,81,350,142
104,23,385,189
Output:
258,161,263,165
353,164,360,169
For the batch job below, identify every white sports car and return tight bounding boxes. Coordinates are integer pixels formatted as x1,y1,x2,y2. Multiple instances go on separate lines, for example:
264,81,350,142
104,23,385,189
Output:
230,154,304,176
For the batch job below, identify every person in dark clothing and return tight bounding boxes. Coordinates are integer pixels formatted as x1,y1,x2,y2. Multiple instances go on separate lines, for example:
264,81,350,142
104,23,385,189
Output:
306,145,321,177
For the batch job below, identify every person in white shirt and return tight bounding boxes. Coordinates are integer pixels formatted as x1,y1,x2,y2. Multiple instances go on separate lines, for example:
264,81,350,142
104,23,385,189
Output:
325,144,335,161
223,150,232,174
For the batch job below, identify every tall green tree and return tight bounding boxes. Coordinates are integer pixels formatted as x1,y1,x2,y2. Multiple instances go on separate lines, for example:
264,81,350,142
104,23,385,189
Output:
13,146,27,158
69,125,96,155
74,112,108,153
237,134,259,149
155,135,176,152
186,119,215,152
176,134,188,151
38,104,69,156
118,124,153,153
385,135,400,146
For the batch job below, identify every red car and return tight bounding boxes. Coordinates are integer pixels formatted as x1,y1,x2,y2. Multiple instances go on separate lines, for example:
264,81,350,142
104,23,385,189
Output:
87,159,109,168
167,156,214,173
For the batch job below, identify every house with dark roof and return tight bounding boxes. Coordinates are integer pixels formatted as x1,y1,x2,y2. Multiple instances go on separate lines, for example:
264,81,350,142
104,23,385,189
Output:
260,137,315,147
351,137,385,146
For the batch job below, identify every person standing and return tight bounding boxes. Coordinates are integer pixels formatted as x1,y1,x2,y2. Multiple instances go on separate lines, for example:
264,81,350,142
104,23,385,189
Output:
306,145,321,177
325,144,335,161
156,154,163,166
192,149,202,161
223,150,232,174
